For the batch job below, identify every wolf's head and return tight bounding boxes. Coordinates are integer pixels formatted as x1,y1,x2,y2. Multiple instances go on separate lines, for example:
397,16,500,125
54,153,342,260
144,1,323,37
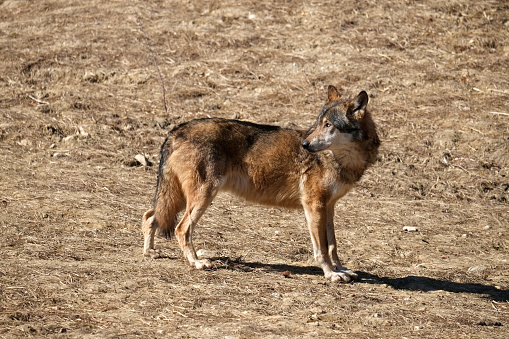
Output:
302,86,373,153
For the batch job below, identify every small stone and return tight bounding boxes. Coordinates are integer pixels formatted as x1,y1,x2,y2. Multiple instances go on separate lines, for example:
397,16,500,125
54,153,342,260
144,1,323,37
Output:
309,313,320,321
154,117,171,129
196,249,216,258
467,265,487,273
282,270,292,278
17,139,32,146
134,154,152,167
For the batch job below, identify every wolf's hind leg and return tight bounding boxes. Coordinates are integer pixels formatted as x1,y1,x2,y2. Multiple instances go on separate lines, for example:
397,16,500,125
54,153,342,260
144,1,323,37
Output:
142,209,162,258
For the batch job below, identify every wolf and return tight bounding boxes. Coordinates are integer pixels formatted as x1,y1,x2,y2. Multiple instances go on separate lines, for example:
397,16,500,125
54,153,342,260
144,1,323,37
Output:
142,85,380,282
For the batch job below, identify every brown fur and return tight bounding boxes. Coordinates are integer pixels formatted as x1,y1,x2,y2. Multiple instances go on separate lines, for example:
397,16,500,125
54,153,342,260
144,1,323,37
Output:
142,86,380,282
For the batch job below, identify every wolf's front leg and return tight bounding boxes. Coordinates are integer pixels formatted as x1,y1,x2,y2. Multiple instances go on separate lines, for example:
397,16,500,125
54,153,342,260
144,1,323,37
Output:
304,203,357,283
326,205,342,269
174,211,212,270
174,190,217,270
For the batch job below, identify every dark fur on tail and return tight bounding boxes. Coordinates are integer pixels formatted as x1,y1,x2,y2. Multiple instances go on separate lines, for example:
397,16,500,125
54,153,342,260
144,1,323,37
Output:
152,132,184,239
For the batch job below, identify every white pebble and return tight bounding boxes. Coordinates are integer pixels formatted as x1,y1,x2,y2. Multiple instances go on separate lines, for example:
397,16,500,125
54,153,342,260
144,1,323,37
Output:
196,249,217,258
135,154,151,167
467,265,487,273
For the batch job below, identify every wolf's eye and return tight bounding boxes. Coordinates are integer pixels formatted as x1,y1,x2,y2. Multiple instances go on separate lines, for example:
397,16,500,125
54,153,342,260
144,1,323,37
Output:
325,122,331,128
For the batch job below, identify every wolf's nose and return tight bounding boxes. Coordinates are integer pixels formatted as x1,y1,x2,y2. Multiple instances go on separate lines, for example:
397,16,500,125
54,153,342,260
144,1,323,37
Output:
301,140,310,149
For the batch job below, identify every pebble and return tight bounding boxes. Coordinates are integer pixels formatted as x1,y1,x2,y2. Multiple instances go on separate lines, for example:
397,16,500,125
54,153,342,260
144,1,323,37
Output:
281,270,292,278
17,139,32,146
467,265,487,273
154,117,172,129
196,249,216,258
309,313,320,321
135,154,152,167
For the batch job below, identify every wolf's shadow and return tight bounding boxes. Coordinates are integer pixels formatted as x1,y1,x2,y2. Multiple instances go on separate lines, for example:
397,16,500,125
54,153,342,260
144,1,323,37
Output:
218,258,508,302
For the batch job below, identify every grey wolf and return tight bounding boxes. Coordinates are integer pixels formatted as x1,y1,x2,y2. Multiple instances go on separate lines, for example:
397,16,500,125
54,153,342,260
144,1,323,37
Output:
142,85,380,282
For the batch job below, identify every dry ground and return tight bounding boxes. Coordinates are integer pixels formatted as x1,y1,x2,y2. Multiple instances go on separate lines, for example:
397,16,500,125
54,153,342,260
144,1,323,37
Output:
0,0,508,337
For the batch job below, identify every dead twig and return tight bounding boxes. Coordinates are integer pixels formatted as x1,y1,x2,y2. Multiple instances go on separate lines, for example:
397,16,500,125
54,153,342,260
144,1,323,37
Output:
28,95,49,105
488,111,509,116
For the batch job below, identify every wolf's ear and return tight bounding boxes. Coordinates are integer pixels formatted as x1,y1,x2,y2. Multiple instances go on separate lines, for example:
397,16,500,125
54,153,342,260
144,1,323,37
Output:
327,85,341,103
347,91,369,119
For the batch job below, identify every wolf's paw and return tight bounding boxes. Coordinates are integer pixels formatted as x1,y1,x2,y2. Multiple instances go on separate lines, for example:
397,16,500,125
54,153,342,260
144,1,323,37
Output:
144,249,162,259
193,259,212,270
328,268,358,283
331,259,342,270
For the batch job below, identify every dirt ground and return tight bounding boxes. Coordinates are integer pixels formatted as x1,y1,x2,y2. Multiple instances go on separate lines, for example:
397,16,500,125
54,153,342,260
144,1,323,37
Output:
0,0,508,337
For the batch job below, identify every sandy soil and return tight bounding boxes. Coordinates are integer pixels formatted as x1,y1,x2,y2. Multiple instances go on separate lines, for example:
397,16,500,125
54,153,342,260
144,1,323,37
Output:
0,0,508,337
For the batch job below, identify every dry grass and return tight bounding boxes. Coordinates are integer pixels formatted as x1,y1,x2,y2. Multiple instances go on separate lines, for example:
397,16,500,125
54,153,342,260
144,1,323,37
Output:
0,0,508,337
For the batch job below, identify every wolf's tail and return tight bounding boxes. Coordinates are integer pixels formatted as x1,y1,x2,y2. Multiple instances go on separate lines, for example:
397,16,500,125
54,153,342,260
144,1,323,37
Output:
151,139,185,239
